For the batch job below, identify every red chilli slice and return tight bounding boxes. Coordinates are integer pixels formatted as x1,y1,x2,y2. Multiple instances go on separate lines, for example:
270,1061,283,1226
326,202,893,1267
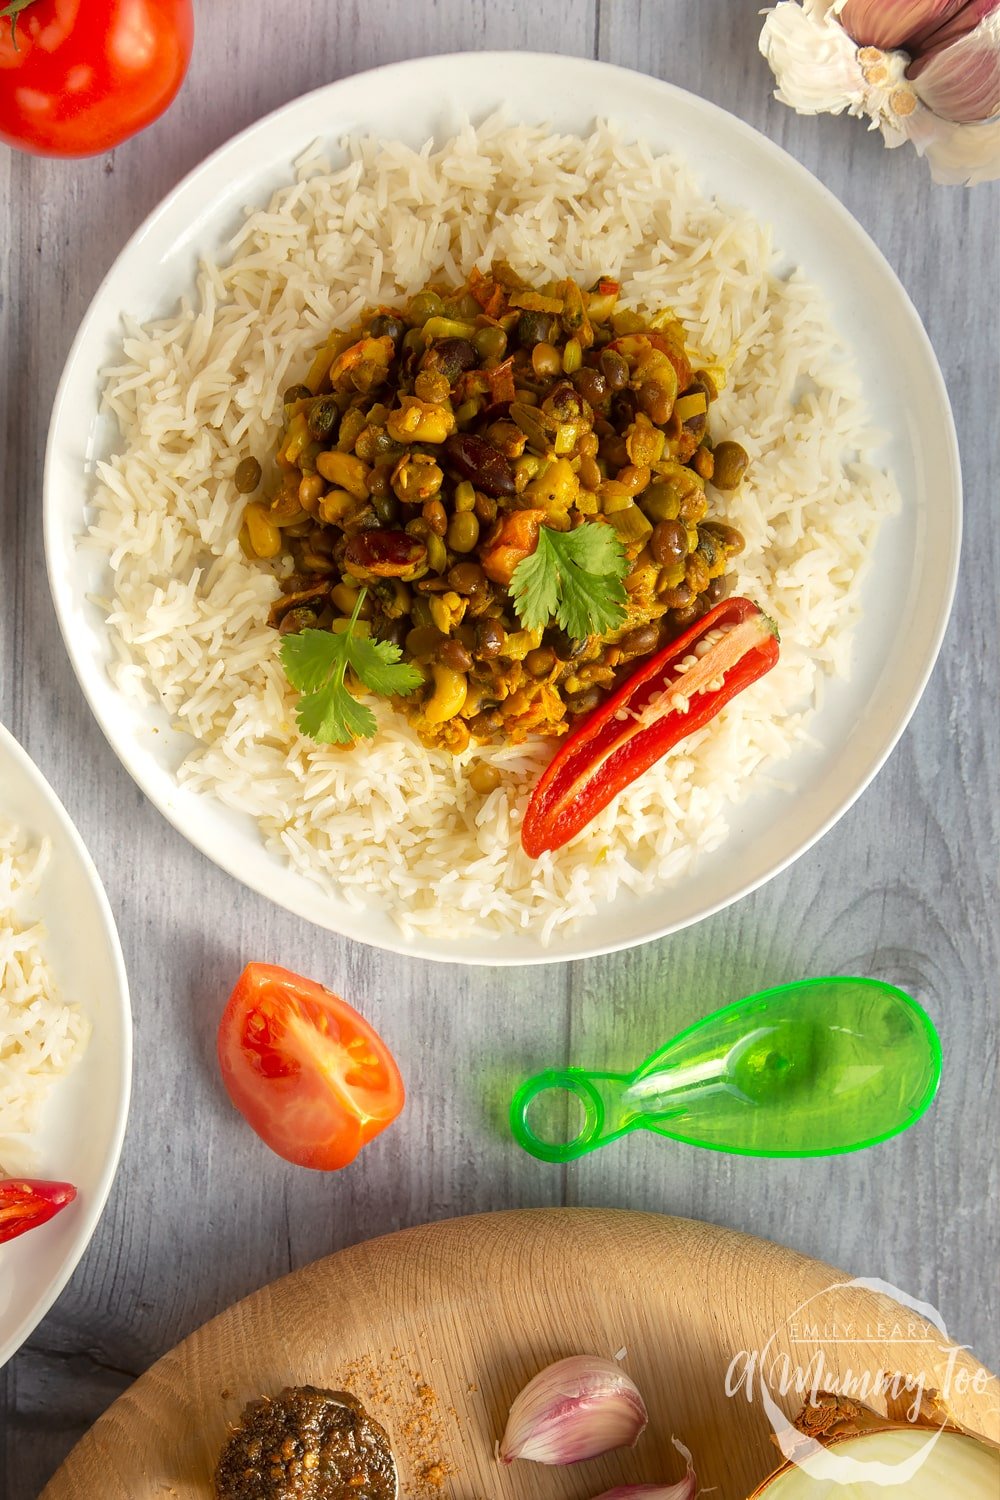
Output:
521,596,780,857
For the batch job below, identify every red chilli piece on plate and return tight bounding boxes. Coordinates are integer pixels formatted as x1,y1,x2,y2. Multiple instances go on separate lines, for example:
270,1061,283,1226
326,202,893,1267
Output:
0,1179,77,1245
521,596,780,857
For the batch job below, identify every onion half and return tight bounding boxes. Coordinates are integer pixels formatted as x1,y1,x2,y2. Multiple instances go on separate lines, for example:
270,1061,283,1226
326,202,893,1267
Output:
749,1386,1000,1498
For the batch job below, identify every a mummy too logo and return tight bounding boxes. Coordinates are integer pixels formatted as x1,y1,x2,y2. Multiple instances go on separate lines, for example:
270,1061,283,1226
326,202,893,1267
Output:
724,1277,997,1485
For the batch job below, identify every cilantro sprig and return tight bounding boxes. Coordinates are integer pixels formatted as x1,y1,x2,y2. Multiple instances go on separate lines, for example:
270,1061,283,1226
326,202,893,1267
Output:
509,522,629,640
280,589,423,745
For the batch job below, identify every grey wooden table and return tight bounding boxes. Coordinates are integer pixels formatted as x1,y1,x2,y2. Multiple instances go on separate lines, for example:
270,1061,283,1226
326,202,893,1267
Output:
2,2,998,1493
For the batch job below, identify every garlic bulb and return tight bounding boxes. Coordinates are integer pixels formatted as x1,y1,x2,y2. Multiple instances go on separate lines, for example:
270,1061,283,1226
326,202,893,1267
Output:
759,0,1000,184
498,1354,648,1465
589,1438,697,1500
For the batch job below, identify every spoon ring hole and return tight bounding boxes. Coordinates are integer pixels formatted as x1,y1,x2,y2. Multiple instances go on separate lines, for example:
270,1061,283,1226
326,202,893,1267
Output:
512,1073,605,1161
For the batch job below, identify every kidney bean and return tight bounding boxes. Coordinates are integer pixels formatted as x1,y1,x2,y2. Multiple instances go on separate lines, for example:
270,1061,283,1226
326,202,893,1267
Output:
444,434,516,498
343,530,428,579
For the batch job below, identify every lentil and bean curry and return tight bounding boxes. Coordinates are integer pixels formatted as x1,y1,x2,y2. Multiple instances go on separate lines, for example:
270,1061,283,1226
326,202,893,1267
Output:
238,263,750,763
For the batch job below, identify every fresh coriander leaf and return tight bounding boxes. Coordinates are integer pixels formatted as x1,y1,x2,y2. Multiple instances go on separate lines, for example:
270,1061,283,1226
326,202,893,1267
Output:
556,562,628,639
279,590,424,747
346,633,424,699
554,522,627,578
296,678,378,744
280,628,344,697
509,523,628,639
508,539,560,632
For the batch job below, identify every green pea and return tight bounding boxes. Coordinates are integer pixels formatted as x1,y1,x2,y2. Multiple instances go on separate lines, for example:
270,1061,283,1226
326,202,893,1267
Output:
408,289,444,324
474,325,508,361
234,456,262,494
447,511,480,554
641,482,681,523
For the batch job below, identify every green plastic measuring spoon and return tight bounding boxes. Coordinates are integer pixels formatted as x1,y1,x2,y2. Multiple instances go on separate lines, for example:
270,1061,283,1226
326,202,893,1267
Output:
510,976,941,1162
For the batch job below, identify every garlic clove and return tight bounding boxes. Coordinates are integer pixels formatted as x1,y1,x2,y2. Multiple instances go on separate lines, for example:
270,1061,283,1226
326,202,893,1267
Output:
908,0,1000,48
498,1354,648,1466
588,1438,697,1500
907,5,1000,120
836,0,968,50
902,101,1000,182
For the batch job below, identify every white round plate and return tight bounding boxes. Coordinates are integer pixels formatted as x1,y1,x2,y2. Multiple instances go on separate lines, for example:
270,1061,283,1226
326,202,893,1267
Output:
44,54,961,966
0,725,131,1367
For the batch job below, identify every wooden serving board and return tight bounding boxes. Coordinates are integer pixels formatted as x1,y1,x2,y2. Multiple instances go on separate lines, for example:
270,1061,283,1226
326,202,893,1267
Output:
42,1210,998,1500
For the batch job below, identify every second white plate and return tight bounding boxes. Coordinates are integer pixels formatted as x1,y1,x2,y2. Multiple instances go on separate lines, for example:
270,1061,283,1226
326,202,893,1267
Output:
0,725,131,1368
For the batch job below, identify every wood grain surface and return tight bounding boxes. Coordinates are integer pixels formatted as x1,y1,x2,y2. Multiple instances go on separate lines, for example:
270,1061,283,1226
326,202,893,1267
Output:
1,1,998,1495
37,1210,1000,1499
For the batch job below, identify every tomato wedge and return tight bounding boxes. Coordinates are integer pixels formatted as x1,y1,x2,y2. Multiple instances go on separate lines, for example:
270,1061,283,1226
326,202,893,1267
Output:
217,964,404,1171
521,597,780,857
0,1178,76,1244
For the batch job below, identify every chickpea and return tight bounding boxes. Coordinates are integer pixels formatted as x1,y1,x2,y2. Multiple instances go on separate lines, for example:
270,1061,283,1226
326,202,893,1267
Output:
319,489,359,525
298,473,325,513
531,342,562,378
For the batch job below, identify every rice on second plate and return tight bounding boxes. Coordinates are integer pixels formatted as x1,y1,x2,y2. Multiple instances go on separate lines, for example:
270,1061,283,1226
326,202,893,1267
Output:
1,820,89,1169
87,119,898,942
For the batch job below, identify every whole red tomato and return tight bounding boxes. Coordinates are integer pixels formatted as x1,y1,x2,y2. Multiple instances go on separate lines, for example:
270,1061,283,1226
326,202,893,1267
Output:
0,0,194,157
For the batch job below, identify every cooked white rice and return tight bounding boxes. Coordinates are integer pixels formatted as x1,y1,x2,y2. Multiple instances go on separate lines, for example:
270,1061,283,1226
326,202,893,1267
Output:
86,118,898,943
0,820,89,1170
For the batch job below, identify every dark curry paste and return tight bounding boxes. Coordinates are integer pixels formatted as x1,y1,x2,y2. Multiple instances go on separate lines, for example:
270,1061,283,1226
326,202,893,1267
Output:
214,1386,397,1500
